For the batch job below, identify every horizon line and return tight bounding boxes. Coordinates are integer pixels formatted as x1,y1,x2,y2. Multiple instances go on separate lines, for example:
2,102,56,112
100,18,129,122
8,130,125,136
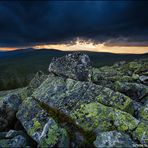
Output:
0,47,148,55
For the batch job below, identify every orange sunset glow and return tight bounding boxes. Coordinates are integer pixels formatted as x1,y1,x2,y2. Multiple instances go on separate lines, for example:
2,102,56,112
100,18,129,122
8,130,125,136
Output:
1,39,148,54
0,47,17,51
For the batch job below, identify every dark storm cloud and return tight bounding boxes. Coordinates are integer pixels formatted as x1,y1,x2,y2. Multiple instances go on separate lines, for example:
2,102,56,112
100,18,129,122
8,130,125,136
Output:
0,1,148,47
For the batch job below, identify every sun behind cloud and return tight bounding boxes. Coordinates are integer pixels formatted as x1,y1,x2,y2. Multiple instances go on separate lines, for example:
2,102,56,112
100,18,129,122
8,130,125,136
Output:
34,38,148,54
0,38,148,54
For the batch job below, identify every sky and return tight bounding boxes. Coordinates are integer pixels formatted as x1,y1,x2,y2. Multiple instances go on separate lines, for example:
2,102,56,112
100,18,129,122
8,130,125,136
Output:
0,1,148,53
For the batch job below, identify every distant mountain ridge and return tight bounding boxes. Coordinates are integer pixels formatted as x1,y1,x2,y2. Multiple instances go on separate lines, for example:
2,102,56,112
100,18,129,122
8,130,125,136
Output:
0,48,148,60
0,48,35,59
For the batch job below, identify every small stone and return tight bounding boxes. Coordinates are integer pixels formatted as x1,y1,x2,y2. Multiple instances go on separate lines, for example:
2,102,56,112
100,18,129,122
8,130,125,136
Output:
29,71,48,89
139,75,148,84
10,135,26,147
3,94,22,111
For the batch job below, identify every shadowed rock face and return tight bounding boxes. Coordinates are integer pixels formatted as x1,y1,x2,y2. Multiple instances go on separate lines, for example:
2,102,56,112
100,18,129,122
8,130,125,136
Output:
0,104,16,132
0,53,148,147
114,82,148,101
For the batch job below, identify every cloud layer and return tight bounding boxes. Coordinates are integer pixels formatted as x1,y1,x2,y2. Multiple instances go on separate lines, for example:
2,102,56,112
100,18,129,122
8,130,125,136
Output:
0,1,148,47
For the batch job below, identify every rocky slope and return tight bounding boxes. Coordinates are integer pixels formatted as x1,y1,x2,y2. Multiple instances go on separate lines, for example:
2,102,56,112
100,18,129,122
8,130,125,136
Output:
0,53,147,147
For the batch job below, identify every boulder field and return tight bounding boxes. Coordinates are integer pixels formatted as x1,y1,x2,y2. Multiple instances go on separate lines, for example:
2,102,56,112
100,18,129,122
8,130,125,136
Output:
0,53,148,147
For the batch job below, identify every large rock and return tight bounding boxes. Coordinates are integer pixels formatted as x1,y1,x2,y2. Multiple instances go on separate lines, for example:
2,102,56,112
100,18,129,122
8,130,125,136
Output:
114,81,148,101
16,97,69,147
91,67,140,89
32,75,138,134
33,74,134,114
48,53,92,81
94,131,135,147
72,102,139,133
96,87,134,114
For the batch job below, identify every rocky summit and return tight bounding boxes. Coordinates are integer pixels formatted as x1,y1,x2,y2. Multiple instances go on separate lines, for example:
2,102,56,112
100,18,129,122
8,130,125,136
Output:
0,52,148,147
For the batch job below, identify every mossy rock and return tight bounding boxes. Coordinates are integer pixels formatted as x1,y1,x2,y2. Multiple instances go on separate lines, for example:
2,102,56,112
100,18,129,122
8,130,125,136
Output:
72,102,114,132
17,97,69,147
138,105,148,122
133,122,148,145
39,119,69,147
120,60,148,75
72,102,139,133
91,67,123,85
120,61,142,74
96,87,134,114
111,108,139,132
33,75,134,118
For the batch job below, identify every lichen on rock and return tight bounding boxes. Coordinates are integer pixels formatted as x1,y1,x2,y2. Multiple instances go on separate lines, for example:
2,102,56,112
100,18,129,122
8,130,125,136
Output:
72,102,139,133
133,122,148,145
16,97,69,147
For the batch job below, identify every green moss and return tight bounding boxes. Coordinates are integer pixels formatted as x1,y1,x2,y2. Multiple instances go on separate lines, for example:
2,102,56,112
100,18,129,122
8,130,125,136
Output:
120,76,131,82
133,122,148,144
58,128,69,147
96,89,133,114
18,87,30,101
37,99,95,147
45,124,59,145
28,118,41,136
114,81,121,91
123,101,134,115
72,102,114,132
120,61,142,74
129,62,141,70
40,123,68,147
139,106,148,121
34,120,41,130
132,74,139,80
72,102,139,134
111,109,139,132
